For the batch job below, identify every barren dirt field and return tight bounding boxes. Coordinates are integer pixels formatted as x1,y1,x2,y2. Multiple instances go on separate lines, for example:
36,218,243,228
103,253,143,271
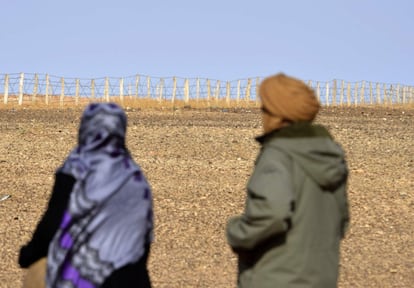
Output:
0,106,413,287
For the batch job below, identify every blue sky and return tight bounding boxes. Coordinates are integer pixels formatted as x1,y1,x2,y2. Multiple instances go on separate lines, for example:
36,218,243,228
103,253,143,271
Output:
1,0,413,85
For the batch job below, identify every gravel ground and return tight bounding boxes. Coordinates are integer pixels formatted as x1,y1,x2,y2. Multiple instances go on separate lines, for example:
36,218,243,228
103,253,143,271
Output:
0,106,413,287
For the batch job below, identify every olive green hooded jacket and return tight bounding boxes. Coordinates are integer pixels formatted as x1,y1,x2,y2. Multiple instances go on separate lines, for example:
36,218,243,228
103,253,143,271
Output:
226,122,349,288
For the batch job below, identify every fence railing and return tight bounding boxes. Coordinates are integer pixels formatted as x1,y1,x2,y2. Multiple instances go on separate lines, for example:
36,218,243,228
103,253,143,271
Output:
1,73,414,106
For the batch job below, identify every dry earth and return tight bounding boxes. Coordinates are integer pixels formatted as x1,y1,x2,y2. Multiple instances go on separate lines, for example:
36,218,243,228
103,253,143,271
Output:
0,106,413,287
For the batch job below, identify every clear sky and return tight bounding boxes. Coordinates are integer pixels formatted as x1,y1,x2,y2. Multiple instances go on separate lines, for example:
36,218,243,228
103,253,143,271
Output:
1,0,413,85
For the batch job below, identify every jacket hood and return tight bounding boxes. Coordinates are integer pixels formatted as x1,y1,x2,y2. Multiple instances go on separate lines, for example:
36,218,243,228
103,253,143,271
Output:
257,122,348,190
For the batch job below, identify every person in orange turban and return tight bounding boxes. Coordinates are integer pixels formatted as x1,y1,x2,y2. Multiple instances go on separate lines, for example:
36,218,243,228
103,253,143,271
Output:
226,73,349,288
259,73,320,134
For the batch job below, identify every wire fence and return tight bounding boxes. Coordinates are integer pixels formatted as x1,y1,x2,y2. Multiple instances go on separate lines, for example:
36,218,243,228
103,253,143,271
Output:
1,73,414,106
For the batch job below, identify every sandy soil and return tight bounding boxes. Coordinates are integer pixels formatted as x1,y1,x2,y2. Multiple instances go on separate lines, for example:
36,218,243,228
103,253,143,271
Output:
0,106,413,287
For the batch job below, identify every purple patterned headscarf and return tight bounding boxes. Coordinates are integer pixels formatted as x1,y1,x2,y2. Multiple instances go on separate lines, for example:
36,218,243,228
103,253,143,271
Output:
46,103,153,288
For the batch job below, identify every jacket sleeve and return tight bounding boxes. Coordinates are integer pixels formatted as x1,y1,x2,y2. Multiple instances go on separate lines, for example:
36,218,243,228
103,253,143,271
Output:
226,147,295,250
18,172,75,268
335,181,350,239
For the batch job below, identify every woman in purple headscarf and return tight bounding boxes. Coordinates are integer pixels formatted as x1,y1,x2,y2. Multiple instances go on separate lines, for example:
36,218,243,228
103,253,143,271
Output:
19,103,154,288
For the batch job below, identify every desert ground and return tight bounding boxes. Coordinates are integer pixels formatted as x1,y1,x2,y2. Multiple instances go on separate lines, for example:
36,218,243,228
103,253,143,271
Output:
0,105,413,287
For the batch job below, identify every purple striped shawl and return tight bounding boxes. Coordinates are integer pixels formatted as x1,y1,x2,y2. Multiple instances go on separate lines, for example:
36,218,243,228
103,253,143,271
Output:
46,103,153,288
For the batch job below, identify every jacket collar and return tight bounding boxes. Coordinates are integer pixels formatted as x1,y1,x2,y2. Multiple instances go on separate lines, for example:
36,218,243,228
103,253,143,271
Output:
256,122,332,145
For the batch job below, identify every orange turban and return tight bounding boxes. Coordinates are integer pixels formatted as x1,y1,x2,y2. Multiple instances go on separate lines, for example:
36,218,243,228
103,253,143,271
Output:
259,73,320,133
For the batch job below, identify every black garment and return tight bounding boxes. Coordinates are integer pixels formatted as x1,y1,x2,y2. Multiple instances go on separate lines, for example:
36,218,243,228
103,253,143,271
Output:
19,172,151,288
102,244,151,288
19,173,75,268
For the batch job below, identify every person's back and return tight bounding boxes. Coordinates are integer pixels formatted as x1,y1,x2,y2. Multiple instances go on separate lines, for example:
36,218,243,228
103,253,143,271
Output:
246,122,348,287
19,103,154,288
226,74,349,288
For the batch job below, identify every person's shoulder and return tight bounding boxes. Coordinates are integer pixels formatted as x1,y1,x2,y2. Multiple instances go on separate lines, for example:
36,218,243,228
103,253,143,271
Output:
255,145,292,171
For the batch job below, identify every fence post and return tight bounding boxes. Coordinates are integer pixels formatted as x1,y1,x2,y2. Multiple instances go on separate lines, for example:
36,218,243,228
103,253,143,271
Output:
4,74,9,104
389,84,394,104
184,78,190,104
135,75,140,98
104,77,109,102
307,80,313,103
394,85,398,104
405,86,409,104
354,82,358,106
360,81,365,104
245,78,252,102
91,79,95,101
383,85,388,104
376,83,380,104
237,80,241,103
214,80,220,104
316,81,320,103
32,73,38,102
119,78,124,104
146,76,151,99
340,80,344,105
226,81,231,106
255,77,260,106
207,79,211,103
75,79,80,105
332,80,337,106
172,77,177,105
45,74,50,105
389,85,394,105
402,86,406,103
396,84,401,104
196,78,200,101
369,82,373,104
157,78,164,102
18,72,24,105
60,77,65,107
325,82,329,106
346,82,351,106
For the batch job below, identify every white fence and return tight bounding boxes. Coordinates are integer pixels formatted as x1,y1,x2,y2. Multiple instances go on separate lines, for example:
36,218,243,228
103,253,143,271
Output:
1,73,414,106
